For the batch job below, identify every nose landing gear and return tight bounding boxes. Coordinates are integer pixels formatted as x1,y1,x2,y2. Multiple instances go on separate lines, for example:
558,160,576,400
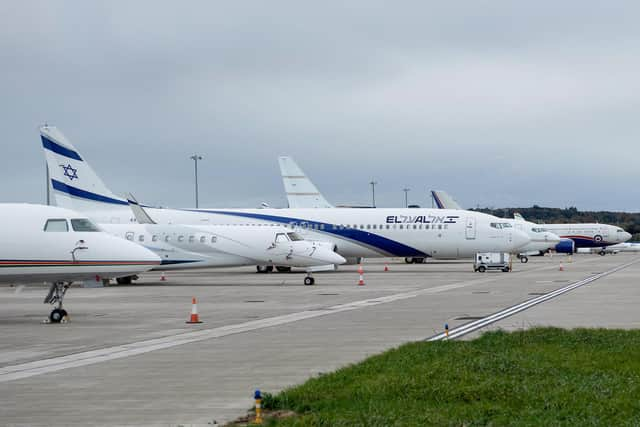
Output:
44,281,70,323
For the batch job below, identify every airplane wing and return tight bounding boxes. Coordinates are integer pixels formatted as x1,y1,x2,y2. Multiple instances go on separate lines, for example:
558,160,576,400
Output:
278,156,334,208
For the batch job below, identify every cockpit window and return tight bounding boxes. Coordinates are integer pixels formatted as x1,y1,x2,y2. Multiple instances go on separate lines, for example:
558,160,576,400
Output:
44,219,68,232
275,233,289,243
531,227,547,233
287,232,303,241
70,218,100,232
617,229,625,233
490,222,513,229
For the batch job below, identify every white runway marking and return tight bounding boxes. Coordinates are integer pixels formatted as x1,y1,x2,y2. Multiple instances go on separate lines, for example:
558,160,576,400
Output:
428,258,640,341
0,276,496,383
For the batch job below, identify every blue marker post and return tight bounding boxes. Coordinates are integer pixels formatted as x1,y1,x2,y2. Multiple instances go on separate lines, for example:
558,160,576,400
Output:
254,389,263,424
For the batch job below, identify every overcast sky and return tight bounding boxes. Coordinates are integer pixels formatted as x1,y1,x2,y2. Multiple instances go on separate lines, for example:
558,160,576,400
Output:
2,1,639,211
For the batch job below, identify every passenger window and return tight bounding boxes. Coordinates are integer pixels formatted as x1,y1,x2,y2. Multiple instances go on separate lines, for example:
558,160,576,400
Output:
200,236,206,243
44,219,68,232
386,225,390,229
125,232,134,241
413,225,417,229
372,224,377,229
189,235,195,243
399,225,404,229
178,235,184,242
70,218,100,232
152,235,158,242
165,236,171,242
211,236,217,243
366,225,371,230
138,235,144,242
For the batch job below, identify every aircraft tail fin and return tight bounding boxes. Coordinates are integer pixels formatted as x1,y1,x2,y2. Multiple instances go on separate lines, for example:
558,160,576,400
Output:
40,125,128,218
430,190,462,210
127,193,156,224
514,212,526,221
278,156,333,208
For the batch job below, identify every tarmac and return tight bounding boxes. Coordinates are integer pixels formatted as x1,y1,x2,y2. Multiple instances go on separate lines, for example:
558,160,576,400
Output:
0,253,638,426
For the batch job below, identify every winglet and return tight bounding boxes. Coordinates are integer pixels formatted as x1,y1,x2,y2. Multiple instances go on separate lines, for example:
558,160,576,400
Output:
126,193,156,224
430,190,462,210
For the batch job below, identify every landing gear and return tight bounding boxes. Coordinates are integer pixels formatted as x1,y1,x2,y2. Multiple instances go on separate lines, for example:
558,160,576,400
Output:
275,266,292,273
44,281,70,323
599,250,606,256
519,255,529,263
116,275,135,285
256,265,274,273
405,257,425,264
304,275,315,286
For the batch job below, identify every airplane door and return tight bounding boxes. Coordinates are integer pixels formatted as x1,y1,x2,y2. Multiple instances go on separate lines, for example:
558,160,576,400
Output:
465,217,476,239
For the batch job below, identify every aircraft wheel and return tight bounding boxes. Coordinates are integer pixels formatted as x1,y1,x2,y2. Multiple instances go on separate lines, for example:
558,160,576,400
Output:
520,256,528,263
304,277,315,286
49,308,67,323
276,266,292,273
412,258,425,264
599,251,606,256
477,266,486,273
116,276,132,285
256,265,273,273
404,257,413,264
502,267,511,272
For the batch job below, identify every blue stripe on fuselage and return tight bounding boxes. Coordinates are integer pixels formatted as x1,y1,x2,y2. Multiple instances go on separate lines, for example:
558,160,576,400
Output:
41,135,83,161
189,210,427,257
51,179,128,205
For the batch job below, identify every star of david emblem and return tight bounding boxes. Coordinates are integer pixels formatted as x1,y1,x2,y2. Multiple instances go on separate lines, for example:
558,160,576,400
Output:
60,164,78,181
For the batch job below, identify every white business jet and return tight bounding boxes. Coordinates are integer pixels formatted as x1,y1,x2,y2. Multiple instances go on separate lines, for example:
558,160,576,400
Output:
40,127,531,264
0,204,159,322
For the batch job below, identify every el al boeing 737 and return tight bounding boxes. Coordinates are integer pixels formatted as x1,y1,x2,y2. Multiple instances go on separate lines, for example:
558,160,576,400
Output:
431,190,631,255
0,204,159,322
40,126,531,263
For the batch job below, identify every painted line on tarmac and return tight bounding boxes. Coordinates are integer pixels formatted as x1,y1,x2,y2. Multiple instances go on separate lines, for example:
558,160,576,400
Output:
427,258,640,341
0,275,503,383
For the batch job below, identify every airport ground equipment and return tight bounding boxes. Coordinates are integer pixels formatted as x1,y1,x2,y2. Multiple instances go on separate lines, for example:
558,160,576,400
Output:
474,252,511,273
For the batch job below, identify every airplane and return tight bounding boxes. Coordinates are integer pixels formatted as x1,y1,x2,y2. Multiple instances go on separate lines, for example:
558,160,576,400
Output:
0,203,160,322
430,190,631,255
106,196,346,285
40,126,532,264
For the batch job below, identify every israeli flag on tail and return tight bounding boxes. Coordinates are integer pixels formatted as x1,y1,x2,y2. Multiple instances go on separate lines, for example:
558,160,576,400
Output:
40,125,132,223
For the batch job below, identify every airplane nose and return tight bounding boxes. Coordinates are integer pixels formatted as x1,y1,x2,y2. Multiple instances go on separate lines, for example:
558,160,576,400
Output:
546,233,561,244
126,240,161,265
325,250,346,265
622,232,632,242
511,230,531,251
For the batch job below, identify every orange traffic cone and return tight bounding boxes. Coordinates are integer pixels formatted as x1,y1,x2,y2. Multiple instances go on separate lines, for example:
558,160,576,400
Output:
160,271,167,281
559,263,564,272
384,263,389,272
357,265,365,286
186,297,203,324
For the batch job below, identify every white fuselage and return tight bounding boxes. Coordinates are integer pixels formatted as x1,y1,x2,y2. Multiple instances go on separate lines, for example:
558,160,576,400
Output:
102,223,345,269
511,219,561,253
541,223,631,248
90,207,531,259
0,204,159,283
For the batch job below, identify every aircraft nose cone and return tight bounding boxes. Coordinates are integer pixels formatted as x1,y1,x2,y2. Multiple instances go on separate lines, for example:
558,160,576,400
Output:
547,233,561,244
622,232,632,242
325,251,346,265
512,230,531,250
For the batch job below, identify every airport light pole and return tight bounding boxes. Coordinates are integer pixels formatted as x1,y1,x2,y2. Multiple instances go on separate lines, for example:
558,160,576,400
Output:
190,154,203,208
369,180,378,208
403,187,410,208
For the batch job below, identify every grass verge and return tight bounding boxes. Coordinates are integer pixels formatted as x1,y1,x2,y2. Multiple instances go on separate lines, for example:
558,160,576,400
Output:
236,328,640,426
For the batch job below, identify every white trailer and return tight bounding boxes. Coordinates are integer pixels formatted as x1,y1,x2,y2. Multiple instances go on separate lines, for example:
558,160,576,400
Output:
474,252,512,273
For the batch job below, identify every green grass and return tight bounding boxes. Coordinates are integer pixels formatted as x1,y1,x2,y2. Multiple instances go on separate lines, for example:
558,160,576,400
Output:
258,328,640,426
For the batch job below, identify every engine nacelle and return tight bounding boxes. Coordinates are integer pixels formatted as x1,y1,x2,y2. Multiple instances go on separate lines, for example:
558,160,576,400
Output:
555,239,575,254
